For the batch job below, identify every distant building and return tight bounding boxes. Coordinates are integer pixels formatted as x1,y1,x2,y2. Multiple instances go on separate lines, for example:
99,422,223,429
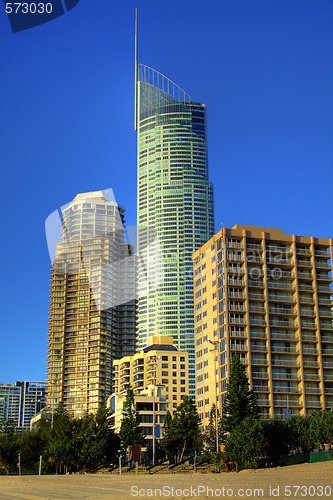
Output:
46,190,137,417
0,381,47,432
108,385,167,457
113,336,189,413
30,407,53,430
192,225,333,429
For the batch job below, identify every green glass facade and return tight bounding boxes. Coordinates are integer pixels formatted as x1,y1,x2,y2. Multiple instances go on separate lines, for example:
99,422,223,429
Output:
136,65,215,396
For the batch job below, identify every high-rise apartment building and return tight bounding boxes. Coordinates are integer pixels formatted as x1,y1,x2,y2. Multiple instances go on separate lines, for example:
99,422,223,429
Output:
135,63,215,396
47,191,137,417
0,381,47,432
192,225,333,429
113,336,189,413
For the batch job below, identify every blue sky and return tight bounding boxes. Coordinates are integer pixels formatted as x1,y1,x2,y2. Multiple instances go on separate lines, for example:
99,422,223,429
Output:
0,0,332,383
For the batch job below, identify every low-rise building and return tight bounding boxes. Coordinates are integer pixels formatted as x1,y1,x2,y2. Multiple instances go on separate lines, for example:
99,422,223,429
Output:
108,385,167,458
113,336,189,413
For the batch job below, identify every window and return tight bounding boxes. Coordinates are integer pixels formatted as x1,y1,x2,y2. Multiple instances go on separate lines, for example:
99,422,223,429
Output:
172,356,177,361
173,387,177,393
180,364,185,369
162,371,168,376
173,380,177,385
172,364,177,369
180,357,185,362
181,387,186,392
173,395,177,400
162,356,168,361
172,372,177,377
161,379,168,384
181,379,186,385
162,363,168,369
180,372,185,377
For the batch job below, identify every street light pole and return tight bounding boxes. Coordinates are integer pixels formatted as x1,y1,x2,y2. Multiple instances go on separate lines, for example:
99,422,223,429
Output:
149,356,158,466
209,341,219,453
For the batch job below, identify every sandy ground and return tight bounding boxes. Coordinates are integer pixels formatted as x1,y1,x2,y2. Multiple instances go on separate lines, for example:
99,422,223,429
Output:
0,462,332,500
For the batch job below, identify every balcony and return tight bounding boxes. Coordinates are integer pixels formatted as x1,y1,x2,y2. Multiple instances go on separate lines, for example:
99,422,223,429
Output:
270,319,297,328
251,358,268,365
271,359,298,367
227,278,245,286
268,281,293,290
248,280,265,288
249,305,266,313
315,260,330,269
268,294,295,302
248,292,265,300
271,346,297,354
250,330,267,339
250,318,266,326
247,243,262,250
301,320,316,329
297,260,312,268
274,386,299,393
303,360,318,368
227,241,243,249
298,283,313,292
321,334,333,342
269,307,295,315
317,285,332,293
297,247,311,255
302,347,318,355
252,372,268,379
230,344,247,351
250,344,267,352
229,329,247,338
270,332,297,341
306,400,322,408
304,387,321,394
228,291,245,299
272,373,299,380
253,384,269,391
315,249,330,257
256,398,270,405
228,304,246,312
229,316,246,324
266,245,291,253
298,272,313,280
320,323,333,331
303,373,320,381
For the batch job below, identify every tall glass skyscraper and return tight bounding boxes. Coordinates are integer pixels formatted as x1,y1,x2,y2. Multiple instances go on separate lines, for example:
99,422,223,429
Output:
135,64,215,396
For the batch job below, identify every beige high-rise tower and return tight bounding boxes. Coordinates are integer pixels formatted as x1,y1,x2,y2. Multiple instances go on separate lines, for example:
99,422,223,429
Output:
192,225,333,429
47,191,137,417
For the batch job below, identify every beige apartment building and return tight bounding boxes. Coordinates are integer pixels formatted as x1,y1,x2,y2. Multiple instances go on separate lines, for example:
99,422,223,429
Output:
113,336,189,413
47,191,137,417
192,225,333,429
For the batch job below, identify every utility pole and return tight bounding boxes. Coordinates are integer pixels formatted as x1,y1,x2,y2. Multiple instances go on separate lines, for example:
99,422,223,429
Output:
209,341,219,453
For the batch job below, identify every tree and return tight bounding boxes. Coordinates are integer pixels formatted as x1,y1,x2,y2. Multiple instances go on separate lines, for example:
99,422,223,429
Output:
171,396,202,462
222,354,258,432
161,411,178,463
204,404,224,453
72,405,120,469
309,410,333,451
225,417,265,468
119,388,144,456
